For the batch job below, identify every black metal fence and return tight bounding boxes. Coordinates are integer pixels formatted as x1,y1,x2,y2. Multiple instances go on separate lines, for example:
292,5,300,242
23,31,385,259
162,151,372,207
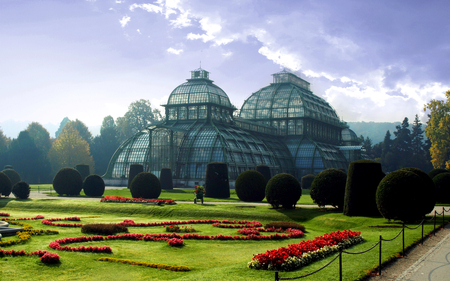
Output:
275,207,450,281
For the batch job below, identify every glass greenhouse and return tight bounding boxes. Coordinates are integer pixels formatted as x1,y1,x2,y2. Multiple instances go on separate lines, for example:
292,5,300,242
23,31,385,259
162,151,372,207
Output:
103,68,363,187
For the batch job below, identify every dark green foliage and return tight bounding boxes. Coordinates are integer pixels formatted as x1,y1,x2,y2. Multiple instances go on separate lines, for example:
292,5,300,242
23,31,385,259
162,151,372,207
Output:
0,171,12,197
128,164,143,189
265,173,301,209
428,168,449,180
432,173,450,204
400,167,436,214
256,165,271,183
75,164,90,181
83,175,105,197
52,167,83,196
1,168,21,186
204,162,230,199
130,172,161,199
264,222,305,232
4,165,13,170
310,169,347,209
81,224,128,235
12,181,30,199
301,174,315,190
160,168,173,190
344,160,384,216
235,170,266,202
376,170,424,222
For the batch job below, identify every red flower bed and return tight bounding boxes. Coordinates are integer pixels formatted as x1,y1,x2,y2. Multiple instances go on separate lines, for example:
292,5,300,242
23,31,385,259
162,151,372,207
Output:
100,196,176,205
0,212,10,217
42,217,82,227
2,215,44,221
168,238,184,247
40,252,60,264
0,249,59,264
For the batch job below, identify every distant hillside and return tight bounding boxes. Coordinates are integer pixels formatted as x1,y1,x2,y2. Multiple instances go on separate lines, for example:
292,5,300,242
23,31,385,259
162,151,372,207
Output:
347,121,401,145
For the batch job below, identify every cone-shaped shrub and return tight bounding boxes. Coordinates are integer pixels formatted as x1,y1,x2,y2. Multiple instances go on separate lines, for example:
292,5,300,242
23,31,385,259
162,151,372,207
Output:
428,168,450,180
1,168,21,187
130,172,161,199
75,164,90,181
265,173,301,209
0,171,12,197
433,172,450,204
128,164,143,189
256,165,271,183
301,174,315,190
204,162,229,198
12,181,30,199
376,169,424,222
400,167,436,214
344,160,384,216
53,167,83,196
235,170,266,202
83,175,105,197
160,168,173,190
310,169,346,209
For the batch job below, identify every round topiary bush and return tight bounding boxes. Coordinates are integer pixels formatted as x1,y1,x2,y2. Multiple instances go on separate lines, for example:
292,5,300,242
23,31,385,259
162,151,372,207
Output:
204,162,230,199
130,172,161,199
376,169,424,222
428,168,450,180
160,168,173,190
75,164,90,181
235,170,266,202
83,175,105,197
256,165,271,183
310,169,347,209
12,181,30,199
265,173,301,209
400,167,436,215
301,174,315,190
432,172,450,204
0,171,12,197
53,167,83,196
1,168,21,187
128,164,143,189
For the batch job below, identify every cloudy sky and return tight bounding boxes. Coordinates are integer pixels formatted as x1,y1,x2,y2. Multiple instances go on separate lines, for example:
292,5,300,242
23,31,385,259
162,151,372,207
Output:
1,0,449,138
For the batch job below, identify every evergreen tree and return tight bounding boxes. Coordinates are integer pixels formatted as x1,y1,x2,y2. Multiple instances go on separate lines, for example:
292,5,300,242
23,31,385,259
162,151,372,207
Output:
91,116,121,176
55,117,70,138
392,117,412,168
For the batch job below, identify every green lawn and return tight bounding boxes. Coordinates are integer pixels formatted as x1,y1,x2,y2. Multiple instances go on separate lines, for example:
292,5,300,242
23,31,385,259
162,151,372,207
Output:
0,196,444,281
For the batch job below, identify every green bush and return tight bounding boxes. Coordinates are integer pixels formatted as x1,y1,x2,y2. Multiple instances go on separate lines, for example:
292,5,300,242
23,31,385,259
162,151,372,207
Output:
265,173,301,209
130,172,161,199
264,222,305,232
400,167,436,214
12,181,30,199
81,224,128,235
128,164,143,189
0,171,12,197
344,160,384,217
83,175,105,197
75,164,90,181
376,169,424,222
1,168,21,187
428,168,450,180
204,162,230,199
52,167,83,196
235,170,266,202
301,174,315,190
160,168,173,190
432,173,450,204
256,165,271,183
310,169,347,209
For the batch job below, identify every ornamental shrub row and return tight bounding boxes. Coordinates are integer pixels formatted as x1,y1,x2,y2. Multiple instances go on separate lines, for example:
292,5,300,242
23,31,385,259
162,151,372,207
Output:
81,224,128,235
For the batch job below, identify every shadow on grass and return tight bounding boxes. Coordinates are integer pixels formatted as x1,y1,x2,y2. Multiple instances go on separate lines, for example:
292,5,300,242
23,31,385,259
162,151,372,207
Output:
0,198,15,208
274,206,342,222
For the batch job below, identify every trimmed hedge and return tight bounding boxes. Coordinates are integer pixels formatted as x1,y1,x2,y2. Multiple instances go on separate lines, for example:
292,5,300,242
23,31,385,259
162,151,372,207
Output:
204,162,230,199
433,172,450,204
53,167,83,196
301,174,315,190
128,164,143,189
344,160,384,216
400,167,436,214
264,222,305,232
376,169,424,222
130,172,161,199
160,168,173,190
81,224,128,235
310,169,346,209
256,165,271,183
235,170,266,202
428,168,450,180
83,175,105,197
265,173,301,209
12,181,30,199
1,168,21,187
0,172,12,197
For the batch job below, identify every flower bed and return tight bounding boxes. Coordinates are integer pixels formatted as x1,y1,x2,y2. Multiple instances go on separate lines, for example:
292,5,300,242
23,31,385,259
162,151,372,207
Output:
1,215,44,221
248,230,364,271
100,196,176,205
42,217,82,227
0,220,58,247
168,238,184,247
0,248,60,264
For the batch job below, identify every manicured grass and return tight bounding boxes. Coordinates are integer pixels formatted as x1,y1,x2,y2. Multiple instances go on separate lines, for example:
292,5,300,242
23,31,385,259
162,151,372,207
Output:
0,197,445,280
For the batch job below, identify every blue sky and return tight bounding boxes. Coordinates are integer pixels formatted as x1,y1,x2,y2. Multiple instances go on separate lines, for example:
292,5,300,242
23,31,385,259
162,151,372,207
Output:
1,0,449,138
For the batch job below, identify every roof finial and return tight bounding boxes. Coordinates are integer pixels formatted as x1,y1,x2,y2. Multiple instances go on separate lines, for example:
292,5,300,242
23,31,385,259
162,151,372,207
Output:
200,60,202,69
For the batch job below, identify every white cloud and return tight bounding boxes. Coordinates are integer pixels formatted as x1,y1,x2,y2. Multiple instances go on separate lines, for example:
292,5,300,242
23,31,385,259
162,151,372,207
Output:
167,47,183,55
222,51,233,58
130,3,162,14
119,15,130,27
170,10,191,28
258,46,302,71
303,69,336,81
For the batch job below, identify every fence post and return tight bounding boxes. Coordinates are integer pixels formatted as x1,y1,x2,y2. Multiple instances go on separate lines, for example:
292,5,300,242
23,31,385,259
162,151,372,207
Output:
339,249,343,281
379,235,382,276
275,270,278,281
402,223,405,257
443,207,445,227
434,211,437,235
421,221,424,245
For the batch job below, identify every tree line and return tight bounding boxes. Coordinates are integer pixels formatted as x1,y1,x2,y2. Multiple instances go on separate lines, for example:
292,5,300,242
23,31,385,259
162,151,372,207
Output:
0,99,162,183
